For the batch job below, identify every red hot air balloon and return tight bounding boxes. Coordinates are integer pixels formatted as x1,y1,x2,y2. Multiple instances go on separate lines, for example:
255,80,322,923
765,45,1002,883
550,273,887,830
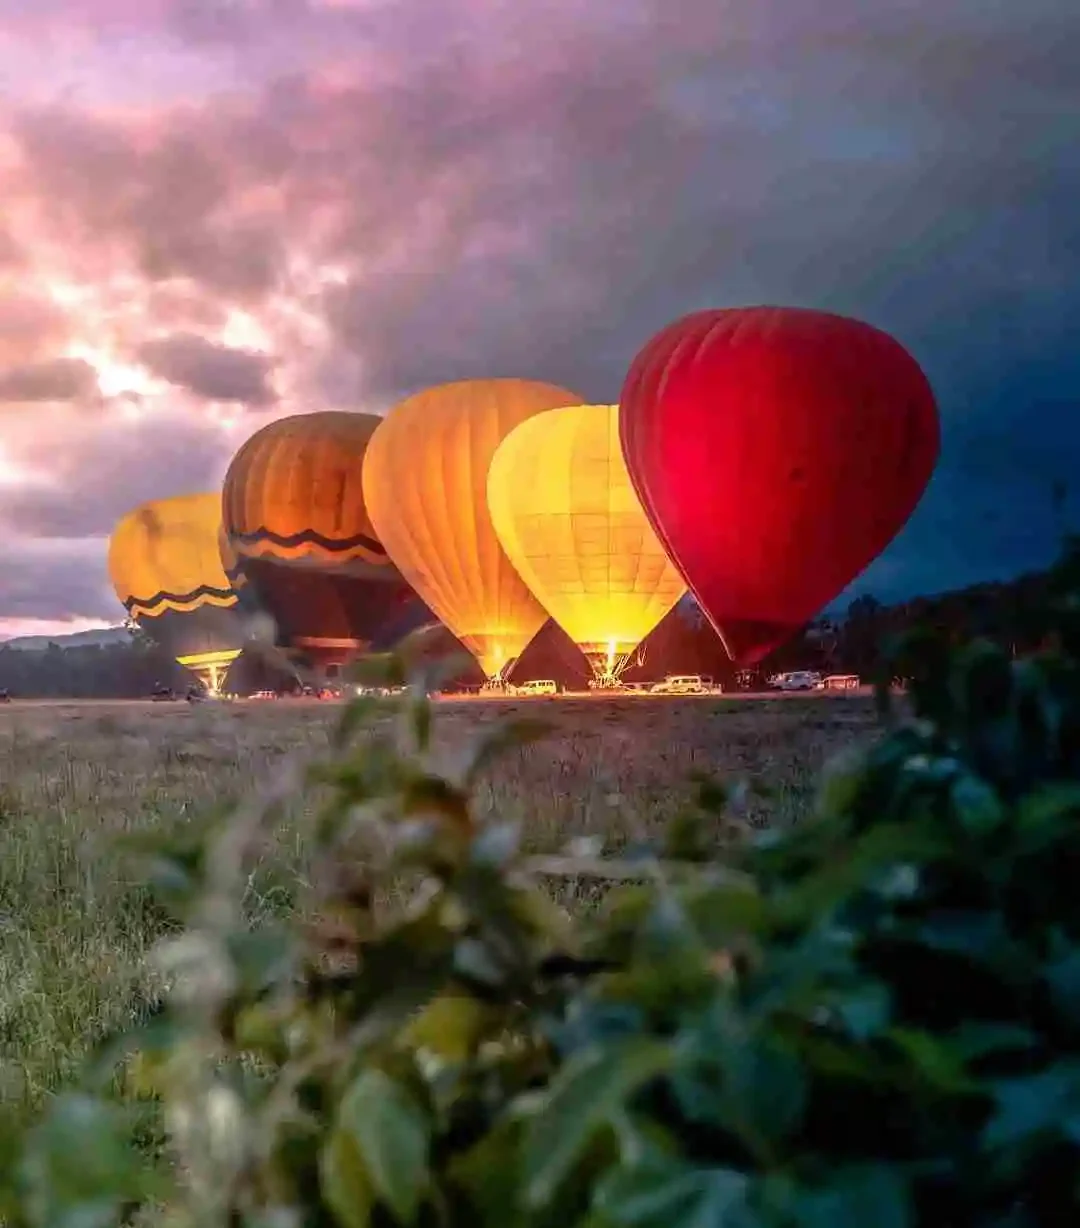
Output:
619,306,940,666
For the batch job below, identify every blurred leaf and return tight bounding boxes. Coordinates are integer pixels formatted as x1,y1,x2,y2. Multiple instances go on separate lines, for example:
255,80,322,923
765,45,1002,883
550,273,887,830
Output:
226,924,296,995
405,692,433,752
948,772,1007,834
445,1119,526,1228
336,1069,430,1224
663,809,715,863
401,993,490,1061
676,1029,807,1149
454,936,509,988
830,981,892,1041
230,1009,284,1069
1045,948,1080,1019
1016,784,1080,846
320,1126,375,1228
524,1040,673,1209
913,911,1012,966
814,749,867,820
886,1028,978,1094
947,1022,1038,1063
666,880,767,950
400,773,471,828
780,1166,911,1228
982,1062,1080,1149
595,1157,755,1228
84,1009,189,1093
770,822,948,927
19,1094,156,1228
506,881,578,952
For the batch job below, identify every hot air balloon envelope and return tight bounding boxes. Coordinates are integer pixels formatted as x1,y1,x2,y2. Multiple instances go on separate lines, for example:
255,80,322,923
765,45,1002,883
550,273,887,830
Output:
619,306,939,665
488,403,686,682
362,378,584,679
222,412,414,671
108,492,245,691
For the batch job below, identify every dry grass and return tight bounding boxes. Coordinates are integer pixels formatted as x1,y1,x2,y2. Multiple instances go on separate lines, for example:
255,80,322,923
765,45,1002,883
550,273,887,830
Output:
0,692,878,1123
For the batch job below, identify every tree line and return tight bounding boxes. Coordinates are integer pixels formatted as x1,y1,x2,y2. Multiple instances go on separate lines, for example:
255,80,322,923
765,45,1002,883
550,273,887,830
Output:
0,638,192,699
0,541,1074,698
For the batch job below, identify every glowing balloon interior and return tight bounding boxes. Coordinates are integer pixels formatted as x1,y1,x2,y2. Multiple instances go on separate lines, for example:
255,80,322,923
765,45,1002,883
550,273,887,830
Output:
362,378,584,679
488,403,687,684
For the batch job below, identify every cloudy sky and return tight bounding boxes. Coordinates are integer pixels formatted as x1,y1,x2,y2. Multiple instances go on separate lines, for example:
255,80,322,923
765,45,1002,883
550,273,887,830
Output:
0,0,1076,637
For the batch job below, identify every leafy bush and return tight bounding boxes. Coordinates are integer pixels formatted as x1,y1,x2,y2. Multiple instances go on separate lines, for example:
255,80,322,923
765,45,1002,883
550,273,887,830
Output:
3,540,1080,1228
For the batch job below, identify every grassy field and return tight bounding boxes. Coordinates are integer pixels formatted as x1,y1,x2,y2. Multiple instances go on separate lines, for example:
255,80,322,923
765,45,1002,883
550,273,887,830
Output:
0,692,879,1125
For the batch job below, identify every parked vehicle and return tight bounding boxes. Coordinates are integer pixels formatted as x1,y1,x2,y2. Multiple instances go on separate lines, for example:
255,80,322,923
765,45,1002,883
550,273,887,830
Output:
820,673,860,691
512,679,558,697
769,671,823,691
650,674,708,695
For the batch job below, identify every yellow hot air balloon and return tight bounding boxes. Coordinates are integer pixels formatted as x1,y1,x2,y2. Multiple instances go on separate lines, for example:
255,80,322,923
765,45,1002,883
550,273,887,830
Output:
362,378,584,679
487,403,687,684
108,493,244,692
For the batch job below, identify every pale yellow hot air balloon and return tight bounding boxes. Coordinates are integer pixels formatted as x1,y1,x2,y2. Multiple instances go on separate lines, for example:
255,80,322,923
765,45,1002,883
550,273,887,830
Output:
362,379,583,679
487,403,687,684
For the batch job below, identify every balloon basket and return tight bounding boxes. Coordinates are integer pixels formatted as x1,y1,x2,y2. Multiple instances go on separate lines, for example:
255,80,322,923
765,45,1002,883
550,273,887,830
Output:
177,648,243,697
582,644,637,690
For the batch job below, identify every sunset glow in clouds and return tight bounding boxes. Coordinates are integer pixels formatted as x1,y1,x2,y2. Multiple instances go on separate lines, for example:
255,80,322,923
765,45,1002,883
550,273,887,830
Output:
0,0,1077,637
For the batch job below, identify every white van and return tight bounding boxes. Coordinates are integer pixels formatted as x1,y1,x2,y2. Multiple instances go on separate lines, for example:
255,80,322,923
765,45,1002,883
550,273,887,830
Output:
771,671,822,691
513,679,558,696
650,675,708,694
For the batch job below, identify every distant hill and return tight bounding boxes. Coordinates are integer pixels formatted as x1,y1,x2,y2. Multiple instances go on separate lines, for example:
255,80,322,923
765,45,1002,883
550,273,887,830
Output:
0,626,130,652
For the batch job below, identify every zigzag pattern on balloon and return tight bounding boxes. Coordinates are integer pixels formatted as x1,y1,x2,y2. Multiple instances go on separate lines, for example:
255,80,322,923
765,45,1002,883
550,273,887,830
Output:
229,525,390,560
123,586,240,619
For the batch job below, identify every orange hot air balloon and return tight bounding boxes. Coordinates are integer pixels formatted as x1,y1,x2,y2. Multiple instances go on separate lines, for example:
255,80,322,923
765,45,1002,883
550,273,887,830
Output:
488,403,686,683
108,492,244,692
221,412,415,671
362,378,584,679
619,307,940,666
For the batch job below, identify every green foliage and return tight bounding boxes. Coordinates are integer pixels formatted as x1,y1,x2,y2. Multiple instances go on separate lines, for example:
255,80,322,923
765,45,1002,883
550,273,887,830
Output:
4,556,1080,1227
